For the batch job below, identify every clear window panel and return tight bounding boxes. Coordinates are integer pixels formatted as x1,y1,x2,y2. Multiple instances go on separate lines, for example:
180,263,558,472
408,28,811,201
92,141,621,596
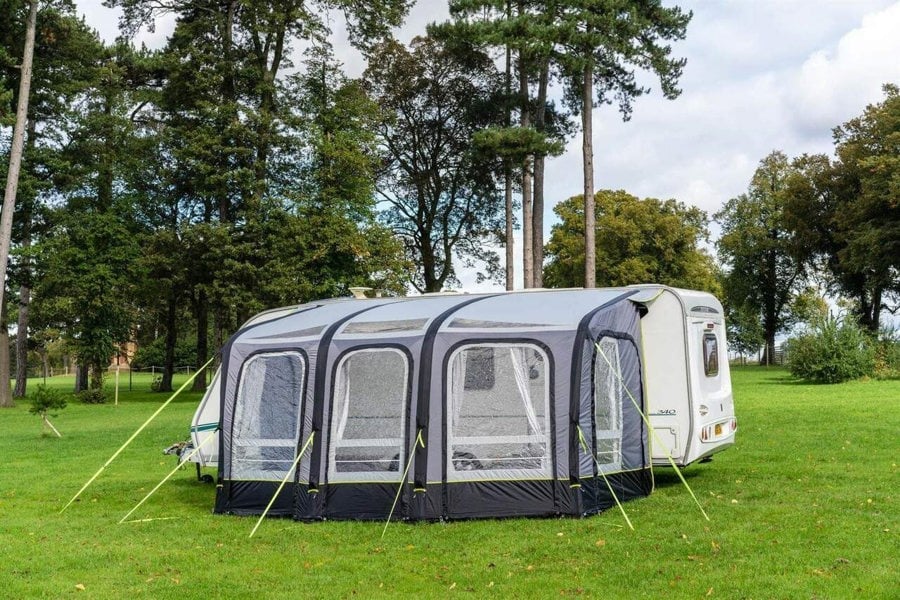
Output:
703,333,719,377
448,344,551,480
329,349,408,481
232,352,305,481
593,338,623,472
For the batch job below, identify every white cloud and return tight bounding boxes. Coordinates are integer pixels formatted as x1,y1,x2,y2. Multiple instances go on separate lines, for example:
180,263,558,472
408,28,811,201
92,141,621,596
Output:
789,2,900,133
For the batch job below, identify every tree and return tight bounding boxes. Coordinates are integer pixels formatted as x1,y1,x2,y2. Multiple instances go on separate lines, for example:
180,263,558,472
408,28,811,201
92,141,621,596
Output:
716,151,810,365
31,40,149,393
0,0,36,407
108,0,412,365
783,86,899,332
366,37,505,292
35,209,143,391
2,4,106,398
433,1,575,289
555,0,691,288
544,189,718,291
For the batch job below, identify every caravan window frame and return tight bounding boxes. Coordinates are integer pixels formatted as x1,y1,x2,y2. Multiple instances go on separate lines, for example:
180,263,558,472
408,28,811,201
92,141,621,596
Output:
326,345,411,483
444,340,554,482
230,350,307,482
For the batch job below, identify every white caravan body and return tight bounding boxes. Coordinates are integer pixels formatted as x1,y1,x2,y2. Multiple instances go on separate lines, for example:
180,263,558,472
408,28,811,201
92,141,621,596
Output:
630,285,736,466
185,287,736,471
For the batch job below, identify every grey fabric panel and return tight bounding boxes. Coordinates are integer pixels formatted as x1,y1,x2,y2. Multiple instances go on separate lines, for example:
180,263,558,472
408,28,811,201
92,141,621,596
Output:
578,334,596,477
296,340,319,482
583,300,647,474
448,289,628,328
336,295,478,339
616,336,645,470
342,319,428,334
242,299,397,341
222,340,318,481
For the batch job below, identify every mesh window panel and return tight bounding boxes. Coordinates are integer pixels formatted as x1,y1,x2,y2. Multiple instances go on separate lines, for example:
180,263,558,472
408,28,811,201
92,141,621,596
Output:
447,344,551,481
594,338,623,471
232,352,305,481
328,349,408,482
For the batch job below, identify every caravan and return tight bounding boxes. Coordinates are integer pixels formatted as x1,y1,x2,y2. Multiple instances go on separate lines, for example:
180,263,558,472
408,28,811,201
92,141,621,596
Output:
181,285,736,520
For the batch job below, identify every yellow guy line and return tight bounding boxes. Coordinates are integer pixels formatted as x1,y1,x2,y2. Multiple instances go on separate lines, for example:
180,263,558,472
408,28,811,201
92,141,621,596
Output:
382,429,425,539
119,430,219,524
577,426,634,531
594,342,710,521
249,432,316,539
61,356,217,513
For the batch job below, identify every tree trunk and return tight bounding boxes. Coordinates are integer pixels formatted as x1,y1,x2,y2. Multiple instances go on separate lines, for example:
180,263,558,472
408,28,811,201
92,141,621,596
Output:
505,164,514,291
868,286,882,333
517,4,533,289
762,331,776,367
192,289,209,392
89,361,104,391
0,0,37,326
504,29,514,291
582,60,596,289
160,290,178,392
74,363,88,393
0,297,12,407
532,59,549,288
13,120,35,399
13,282,29,397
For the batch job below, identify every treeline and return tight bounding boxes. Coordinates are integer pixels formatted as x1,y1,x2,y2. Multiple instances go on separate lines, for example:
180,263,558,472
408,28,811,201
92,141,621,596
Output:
1,0,896,404
0,0,695,402
718,85,899,365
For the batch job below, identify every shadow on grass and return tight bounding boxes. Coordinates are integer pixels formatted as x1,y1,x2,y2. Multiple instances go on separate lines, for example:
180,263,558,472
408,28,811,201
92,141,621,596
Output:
651,464,706,488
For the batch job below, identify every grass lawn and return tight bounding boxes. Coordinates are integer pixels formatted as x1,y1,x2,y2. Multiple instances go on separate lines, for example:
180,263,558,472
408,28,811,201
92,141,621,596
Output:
0,367,897,598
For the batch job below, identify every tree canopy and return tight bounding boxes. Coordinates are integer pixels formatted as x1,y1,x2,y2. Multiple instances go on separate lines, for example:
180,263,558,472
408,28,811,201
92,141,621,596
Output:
544,189,718,291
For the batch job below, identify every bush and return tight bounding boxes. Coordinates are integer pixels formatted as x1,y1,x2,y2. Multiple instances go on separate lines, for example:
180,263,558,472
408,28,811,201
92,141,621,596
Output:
787,315,875,383
873,328,900,379
29,385,68,417
78,388,107,404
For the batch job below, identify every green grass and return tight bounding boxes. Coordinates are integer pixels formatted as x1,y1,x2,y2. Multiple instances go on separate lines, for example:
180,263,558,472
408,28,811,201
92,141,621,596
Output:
1,368,897,598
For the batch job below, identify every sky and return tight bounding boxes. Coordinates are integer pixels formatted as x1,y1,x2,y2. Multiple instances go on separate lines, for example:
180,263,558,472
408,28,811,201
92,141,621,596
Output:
74,0,900,291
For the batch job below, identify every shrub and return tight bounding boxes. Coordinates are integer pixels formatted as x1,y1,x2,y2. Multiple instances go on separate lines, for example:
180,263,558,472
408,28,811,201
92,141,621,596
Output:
29,386,68,437
787,315,875,383
78,388,107,404
873,328,900,379
29,385,68,418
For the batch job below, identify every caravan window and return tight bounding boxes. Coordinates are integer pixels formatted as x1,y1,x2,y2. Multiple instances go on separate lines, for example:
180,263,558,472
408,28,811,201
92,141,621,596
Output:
232,352,305,481
703,333,719,377
447,343,552,480
593,338,623,471
328,348,408,482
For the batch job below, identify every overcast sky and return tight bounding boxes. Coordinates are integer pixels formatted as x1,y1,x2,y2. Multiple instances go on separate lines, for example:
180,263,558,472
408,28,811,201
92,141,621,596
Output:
75,0,900,290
